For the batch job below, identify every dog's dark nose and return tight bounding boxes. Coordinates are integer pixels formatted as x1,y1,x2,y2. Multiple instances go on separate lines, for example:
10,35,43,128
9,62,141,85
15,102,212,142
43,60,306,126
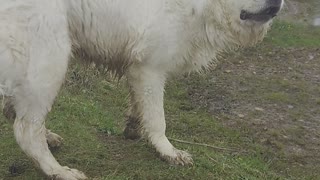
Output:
267,0,283,7
265,0,282,16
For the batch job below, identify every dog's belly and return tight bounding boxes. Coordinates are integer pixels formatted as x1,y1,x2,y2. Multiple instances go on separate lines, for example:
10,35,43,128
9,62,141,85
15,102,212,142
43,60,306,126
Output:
65,0,217,76
66,0,154,76
65,0,196,75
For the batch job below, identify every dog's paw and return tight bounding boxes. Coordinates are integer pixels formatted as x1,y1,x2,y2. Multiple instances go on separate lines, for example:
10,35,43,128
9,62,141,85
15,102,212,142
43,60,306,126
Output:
123,126,141,140
50,166,87,180
123,116,142,140
160,148,193,166
46,130,63,148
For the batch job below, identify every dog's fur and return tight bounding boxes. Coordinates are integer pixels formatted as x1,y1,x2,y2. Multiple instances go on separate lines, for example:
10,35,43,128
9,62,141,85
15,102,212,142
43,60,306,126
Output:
0,0,282,179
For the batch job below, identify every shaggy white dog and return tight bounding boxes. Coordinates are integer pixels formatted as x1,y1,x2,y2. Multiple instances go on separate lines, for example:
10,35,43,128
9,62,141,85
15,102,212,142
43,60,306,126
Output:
0,0,282,179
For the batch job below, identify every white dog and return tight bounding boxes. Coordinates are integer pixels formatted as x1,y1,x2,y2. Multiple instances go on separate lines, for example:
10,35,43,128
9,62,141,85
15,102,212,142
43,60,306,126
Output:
0,0,282,179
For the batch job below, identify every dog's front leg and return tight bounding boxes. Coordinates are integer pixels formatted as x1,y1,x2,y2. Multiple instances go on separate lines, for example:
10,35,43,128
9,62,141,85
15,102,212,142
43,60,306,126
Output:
126,65,193,166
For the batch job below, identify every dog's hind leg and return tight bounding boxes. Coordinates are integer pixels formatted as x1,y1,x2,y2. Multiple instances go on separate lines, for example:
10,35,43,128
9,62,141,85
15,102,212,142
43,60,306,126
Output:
3,98,63,148
127,65,193,166
123,90,143,140
46,129,64,148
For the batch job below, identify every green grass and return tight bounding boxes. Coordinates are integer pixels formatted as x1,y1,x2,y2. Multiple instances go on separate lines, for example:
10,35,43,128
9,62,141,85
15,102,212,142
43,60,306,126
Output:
1,19,320,179
264,20,320,47
0,66,283,179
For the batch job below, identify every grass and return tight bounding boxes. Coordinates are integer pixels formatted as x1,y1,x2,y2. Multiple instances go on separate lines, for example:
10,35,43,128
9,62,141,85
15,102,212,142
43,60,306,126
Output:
0,67,282,179
265,20,320,47
1,20,320,179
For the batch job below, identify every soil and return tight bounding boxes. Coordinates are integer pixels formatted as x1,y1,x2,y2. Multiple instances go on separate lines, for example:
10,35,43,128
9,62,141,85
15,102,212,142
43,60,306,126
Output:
186,45,320,176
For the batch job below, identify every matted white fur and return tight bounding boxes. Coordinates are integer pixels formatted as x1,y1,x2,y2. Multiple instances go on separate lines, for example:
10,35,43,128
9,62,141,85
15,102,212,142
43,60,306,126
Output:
0,0,282,179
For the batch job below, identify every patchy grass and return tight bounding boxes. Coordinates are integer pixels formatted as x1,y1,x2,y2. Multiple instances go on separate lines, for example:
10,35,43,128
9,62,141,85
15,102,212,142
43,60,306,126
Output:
1,14,320,180
0,65,283,179
186,20,320,179
265,21,320,47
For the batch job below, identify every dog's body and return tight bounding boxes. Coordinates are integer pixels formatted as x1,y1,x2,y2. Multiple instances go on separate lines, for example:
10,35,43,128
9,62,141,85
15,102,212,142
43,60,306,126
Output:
0,0,282,179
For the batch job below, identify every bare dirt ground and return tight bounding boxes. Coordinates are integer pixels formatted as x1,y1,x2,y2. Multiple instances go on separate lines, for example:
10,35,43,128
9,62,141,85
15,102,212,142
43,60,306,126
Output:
186,45,320,176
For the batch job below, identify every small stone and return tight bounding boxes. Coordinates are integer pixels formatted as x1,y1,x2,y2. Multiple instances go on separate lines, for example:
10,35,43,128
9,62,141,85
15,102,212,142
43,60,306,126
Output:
237,114,245,118
254,107,264,111
314,17,320,26
308,54,315,60
260,138,267,143
288,105,294,109
225,70,232,73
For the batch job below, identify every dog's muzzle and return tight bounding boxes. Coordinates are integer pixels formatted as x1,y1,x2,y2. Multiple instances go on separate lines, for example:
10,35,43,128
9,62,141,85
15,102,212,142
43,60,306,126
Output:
240,0,283,23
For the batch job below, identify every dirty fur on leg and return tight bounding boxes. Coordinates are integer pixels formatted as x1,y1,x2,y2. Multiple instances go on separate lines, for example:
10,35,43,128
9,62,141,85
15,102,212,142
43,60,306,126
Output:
124,115,142,140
